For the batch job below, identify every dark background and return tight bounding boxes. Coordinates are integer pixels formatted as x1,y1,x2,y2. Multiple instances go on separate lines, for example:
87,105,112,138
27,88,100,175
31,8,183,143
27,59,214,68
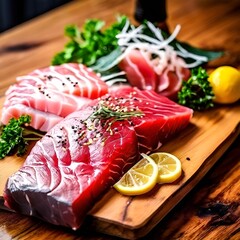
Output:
0,0,72,33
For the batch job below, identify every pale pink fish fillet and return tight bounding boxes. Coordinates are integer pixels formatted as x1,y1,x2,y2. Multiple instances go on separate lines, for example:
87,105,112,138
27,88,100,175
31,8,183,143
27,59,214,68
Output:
26,63,108,99
1,103,63,132
4,82,92,117
1,63,108,131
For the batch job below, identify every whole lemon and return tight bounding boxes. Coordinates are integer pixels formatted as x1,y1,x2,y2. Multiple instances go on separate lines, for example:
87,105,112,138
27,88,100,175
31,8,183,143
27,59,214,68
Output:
209,66,240,104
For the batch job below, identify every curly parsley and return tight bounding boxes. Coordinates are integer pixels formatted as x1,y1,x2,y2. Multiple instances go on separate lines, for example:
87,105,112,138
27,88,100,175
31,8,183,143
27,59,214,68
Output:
0,115,44,159
178,67,215,111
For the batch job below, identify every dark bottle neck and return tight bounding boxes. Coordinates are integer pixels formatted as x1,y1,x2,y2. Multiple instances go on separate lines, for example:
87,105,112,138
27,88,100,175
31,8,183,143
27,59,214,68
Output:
134,0,167,23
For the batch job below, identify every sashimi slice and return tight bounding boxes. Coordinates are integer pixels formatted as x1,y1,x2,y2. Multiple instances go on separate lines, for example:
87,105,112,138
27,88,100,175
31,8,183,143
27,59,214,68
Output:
4,87,193,230
119,49,190,100
1,103,63,132
1,63,108,131
3,82,92,117
158,70,183,100
23,63,108,99
118,49,158,91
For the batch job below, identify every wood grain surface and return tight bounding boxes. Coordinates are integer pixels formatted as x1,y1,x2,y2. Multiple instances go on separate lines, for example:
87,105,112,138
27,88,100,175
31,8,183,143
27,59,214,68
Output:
0,0,240,239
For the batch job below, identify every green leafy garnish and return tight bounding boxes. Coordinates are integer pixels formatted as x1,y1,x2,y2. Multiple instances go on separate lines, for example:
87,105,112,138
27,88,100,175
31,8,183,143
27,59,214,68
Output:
52,16,127,66
174,41,224,64
90,101,143,122
0,115,44,159
178,67,215,111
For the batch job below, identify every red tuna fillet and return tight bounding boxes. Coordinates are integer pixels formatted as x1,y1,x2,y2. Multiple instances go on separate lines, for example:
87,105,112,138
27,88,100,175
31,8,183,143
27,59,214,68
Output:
4,87,193,229
1,63,108,132
4,105,139,229
110,86,193,153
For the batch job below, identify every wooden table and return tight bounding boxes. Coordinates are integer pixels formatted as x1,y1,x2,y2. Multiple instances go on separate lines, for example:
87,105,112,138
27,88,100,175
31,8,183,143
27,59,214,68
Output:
0,0,239,239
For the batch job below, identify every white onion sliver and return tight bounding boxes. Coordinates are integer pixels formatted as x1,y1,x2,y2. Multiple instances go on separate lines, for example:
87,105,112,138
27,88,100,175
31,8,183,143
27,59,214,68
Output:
101,71,126,81
121,19,130,35
146,21,164,41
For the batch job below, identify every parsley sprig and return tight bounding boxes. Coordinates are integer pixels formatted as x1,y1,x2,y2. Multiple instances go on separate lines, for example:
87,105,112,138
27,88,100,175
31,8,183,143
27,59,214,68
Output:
52,16,127,66
178,67,215,111
0,115,44,159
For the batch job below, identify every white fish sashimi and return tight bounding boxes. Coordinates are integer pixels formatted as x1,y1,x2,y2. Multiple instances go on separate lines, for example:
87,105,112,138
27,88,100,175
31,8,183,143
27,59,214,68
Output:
1,103,63,132
1,63,109,132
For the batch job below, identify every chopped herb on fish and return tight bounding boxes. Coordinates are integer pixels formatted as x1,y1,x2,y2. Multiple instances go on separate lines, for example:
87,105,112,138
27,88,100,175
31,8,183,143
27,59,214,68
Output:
90,99,144,122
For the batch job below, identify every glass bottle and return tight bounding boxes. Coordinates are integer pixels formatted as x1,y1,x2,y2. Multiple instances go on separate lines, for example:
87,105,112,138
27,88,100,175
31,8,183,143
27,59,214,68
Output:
134,0,168,32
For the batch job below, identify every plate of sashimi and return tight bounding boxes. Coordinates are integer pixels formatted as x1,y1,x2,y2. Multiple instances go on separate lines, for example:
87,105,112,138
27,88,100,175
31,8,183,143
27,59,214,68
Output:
1,17,238,238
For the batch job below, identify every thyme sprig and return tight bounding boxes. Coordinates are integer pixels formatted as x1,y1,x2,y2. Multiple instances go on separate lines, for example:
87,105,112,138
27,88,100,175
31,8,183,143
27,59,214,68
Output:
89,102,144,122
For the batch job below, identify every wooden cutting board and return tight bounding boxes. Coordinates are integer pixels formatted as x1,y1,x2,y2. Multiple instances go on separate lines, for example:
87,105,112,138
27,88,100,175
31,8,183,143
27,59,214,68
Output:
0,96,239,239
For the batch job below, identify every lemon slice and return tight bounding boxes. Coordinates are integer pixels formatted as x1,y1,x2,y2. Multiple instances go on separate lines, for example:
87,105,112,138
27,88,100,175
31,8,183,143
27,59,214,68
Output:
150,152,182,184
113,153,159,195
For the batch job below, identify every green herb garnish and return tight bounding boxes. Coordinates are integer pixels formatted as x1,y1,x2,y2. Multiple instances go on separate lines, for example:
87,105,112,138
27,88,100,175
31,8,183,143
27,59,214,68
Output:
178,67,215,111
90,101,143,122
0,115,44,159
52,16,127,66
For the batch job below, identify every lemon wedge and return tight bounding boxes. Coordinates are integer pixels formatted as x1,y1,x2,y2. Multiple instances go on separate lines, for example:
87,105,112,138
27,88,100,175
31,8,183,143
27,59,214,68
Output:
150,152,182,184
113,153,159,196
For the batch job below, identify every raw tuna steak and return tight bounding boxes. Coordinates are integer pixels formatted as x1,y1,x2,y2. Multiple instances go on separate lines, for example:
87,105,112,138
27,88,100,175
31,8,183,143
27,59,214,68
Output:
4,87,193,229
1,63,108,132
110,86,193,153
4,106,139,229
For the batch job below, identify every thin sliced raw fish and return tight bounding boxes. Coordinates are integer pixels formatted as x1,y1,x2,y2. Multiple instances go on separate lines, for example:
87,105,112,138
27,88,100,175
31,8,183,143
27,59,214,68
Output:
119,49,190,100
3,82,92,117
23,63,108,98
118,49,158,91
1,63,108,131
1,103,63,132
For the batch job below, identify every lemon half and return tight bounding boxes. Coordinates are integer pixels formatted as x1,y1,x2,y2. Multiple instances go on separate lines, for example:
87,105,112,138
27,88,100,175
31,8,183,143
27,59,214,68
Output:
208,66,240,104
